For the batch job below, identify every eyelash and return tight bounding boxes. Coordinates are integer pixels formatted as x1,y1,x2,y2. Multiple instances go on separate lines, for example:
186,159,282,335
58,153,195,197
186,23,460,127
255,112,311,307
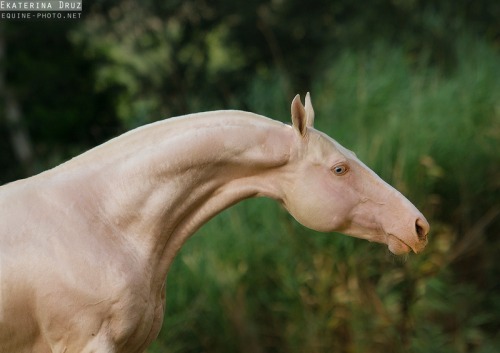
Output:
332,163,349,176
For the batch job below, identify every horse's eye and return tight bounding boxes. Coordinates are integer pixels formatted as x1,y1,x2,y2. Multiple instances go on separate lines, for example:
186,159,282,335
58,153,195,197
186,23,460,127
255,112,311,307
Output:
332,164,349,176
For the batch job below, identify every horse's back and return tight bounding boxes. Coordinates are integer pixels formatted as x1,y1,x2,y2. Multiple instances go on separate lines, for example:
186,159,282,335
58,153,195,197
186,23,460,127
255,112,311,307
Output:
0,176,163,352
0,180,50,351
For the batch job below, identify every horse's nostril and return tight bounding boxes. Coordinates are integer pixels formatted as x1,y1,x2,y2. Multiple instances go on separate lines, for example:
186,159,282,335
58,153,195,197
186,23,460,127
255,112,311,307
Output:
415,218,428,241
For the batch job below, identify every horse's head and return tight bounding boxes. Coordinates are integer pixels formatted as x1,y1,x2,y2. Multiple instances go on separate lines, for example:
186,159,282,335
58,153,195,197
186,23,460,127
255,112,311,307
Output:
282,93,429,255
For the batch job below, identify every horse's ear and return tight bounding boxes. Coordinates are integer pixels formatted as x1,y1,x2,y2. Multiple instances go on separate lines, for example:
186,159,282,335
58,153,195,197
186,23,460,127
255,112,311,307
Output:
304,92,315,128
291,94,308,137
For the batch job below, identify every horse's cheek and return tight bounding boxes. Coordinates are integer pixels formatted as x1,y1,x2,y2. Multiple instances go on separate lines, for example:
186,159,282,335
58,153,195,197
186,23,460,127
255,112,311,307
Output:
301,180,346,230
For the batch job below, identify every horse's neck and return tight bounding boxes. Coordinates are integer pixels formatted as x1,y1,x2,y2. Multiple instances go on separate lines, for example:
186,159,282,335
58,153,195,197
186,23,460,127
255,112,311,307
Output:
55,111,293,284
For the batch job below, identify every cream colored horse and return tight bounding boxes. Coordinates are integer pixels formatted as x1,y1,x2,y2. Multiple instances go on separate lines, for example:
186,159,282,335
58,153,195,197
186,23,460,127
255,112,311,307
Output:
0,94,429,352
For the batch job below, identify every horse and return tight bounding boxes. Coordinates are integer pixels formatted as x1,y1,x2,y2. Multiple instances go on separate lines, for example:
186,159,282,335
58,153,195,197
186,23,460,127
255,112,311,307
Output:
0,93,429,352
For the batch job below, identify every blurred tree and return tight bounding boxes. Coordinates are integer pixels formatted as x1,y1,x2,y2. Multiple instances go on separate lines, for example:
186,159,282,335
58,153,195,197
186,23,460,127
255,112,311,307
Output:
0,23,34,178
68,0,499,130
0,20,120,183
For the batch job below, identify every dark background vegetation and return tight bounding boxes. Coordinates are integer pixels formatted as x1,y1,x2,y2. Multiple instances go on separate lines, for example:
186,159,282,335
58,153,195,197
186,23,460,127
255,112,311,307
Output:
1,1,499,352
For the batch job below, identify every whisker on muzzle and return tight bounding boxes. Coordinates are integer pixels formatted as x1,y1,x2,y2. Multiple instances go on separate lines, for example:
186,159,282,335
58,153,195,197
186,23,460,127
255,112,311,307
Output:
386,249,409,263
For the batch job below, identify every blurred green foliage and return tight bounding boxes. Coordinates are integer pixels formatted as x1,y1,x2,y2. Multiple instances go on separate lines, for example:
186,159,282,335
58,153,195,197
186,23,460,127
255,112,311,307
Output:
1,1,499,352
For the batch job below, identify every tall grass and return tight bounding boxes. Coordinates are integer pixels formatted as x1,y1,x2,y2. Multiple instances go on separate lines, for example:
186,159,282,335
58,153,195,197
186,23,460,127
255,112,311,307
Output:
151,37,499,353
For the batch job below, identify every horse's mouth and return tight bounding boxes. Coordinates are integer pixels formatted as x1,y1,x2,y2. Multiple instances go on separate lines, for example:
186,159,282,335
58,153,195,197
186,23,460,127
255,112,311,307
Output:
387,234,414,255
